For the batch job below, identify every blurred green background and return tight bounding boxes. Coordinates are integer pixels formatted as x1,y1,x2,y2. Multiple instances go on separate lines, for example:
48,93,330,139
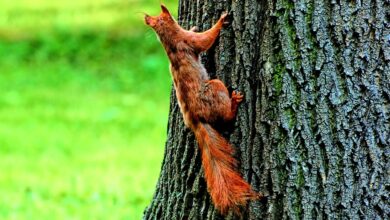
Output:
0,0,177,219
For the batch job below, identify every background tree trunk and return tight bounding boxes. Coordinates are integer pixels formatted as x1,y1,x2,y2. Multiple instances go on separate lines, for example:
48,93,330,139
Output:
144,0,389,219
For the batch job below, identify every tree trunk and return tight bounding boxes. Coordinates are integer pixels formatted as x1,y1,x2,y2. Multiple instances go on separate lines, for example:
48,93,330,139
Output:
144,0,389,219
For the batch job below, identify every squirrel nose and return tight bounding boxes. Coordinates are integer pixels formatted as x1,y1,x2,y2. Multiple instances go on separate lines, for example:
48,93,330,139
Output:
144,15,150,24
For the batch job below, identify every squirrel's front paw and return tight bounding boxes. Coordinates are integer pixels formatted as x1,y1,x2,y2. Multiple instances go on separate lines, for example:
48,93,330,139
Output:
220,12,229,25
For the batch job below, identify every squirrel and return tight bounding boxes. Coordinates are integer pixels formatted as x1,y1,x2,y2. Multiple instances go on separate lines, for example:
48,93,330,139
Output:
145,4,261,215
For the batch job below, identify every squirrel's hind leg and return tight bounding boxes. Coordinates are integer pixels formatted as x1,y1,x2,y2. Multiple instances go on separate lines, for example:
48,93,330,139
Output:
200,79,243,123
228,90,243,120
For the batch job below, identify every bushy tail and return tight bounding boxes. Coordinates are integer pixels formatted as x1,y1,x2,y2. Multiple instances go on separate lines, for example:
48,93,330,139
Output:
194,122,260,215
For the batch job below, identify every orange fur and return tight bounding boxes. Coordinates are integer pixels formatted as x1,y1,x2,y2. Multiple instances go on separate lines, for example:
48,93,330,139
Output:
145,5,261,215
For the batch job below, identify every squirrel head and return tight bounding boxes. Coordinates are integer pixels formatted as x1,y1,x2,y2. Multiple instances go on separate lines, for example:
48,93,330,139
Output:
144,4,176,33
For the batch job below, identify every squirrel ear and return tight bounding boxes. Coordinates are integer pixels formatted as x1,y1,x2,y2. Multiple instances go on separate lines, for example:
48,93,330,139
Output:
161,4,171,15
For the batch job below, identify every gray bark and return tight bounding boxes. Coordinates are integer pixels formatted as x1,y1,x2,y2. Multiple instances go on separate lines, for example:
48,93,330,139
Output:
144,0,390,219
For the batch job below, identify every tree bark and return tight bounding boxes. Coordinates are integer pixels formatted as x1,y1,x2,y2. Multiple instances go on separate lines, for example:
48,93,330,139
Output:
144,0,389,219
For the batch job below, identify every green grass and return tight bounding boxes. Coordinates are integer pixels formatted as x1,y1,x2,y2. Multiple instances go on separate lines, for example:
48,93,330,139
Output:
0,0,178,37
0,0,177,219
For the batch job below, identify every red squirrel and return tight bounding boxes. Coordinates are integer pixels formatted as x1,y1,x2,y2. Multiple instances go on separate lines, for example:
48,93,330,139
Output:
145,5,260,215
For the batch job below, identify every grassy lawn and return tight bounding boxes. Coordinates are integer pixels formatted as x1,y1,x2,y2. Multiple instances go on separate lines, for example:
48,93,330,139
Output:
0,0,177,219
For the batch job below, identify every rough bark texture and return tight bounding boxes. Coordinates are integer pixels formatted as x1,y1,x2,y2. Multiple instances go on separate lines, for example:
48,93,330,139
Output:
144,0,389,219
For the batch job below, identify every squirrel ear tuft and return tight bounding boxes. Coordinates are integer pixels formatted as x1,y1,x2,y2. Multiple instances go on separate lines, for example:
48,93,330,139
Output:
161,4,171,15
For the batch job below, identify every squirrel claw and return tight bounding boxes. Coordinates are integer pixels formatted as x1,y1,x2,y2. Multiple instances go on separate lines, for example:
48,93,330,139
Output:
189,26,198,32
